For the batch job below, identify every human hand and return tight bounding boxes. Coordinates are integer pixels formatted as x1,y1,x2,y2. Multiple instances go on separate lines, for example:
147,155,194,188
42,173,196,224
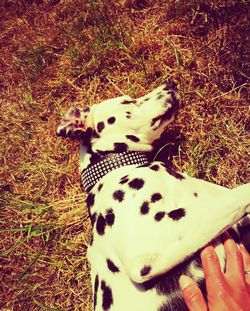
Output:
179,237,250,311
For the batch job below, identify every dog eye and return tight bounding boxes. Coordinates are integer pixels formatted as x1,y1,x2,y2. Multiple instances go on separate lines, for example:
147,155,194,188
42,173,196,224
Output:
121,100,136,105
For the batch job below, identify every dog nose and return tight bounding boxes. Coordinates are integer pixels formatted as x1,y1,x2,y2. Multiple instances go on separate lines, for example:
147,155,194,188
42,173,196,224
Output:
163,80,177,91
167,90,179,111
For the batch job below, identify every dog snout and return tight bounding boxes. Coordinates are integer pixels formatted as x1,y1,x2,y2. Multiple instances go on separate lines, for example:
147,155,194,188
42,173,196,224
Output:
163,80,177,91
167,90,179,112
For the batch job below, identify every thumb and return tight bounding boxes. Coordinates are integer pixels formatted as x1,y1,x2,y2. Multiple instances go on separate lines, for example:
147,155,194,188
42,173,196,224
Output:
179,275,208,311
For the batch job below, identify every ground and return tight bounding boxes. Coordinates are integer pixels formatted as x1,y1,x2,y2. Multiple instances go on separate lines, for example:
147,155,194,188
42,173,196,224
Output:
0,0,249,310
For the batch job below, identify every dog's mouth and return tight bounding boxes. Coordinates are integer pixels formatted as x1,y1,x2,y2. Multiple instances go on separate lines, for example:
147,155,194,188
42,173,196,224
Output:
164,90,179,115
160,109,177,128
151,94,179,130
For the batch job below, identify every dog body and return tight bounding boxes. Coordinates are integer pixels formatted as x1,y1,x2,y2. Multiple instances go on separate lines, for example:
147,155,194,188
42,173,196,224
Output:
57,83,250,311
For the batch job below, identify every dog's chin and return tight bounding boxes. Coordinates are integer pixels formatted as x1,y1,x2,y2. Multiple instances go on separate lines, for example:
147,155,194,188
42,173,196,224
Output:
160,106,178,127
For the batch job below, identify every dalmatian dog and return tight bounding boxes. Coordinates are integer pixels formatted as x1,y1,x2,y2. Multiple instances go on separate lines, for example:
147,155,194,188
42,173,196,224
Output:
57,82,250,311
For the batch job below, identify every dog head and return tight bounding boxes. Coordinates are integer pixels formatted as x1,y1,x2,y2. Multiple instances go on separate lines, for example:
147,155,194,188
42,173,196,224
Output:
57,81,179,153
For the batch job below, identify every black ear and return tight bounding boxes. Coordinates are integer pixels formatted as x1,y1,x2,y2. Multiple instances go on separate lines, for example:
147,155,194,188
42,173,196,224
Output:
56,107,90,139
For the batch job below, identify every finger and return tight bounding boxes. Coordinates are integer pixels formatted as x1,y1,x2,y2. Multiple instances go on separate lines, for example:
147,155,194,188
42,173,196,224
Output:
224,238,245,278
179,275,208,311
201,245,224,284
240,243,250,268
240,244,250,287
200,244,228,299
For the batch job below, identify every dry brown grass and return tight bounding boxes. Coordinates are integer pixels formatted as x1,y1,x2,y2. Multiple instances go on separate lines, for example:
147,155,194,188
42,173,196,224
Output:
0,0,249,310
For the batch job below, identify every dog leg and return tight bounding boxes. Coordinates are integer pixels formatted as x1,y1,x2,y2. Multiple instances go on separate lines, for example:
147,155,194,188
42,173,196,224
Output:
121,183,250,283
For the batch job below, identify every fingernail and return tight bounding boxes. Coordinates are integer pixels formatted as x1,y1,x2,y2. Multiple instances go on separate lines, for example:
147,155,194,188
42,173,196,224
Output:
179,275,193,289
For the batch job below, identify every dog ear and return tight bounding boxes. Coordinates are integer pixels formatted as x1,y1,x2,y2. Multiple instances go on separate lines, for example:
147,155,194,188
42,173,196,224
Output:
56,107,90,139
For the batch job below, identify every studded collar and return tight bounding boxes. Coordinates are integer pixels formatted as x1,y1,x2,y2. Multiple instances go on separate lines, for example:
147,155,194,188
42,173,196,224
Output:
81,151,149,192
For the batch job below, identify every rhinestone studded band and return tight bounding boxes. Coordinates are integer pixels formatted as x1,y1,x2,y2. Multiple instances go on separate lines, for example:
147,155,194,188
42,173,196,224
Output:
81,151,149,192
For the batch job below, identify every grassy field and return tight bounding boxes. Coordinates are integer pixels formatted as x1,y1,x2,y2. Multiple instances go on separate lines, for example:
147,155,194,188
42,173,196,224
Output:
0,0,249,310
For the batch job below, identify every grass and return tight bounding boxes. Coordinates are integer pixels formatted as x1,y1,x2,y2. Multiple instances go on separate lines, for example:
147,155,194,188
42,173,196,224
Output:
0,0,249,310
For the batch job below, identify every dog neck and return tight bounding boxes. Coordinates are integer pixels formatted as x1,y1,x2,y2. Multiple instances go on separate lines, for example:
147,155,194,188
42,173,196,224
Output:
80,145,149,192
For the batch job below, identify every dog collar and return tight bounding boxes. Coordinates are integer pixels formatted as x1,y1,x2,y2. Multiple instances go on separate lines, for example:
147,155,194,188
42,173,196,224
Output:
81,151,149,192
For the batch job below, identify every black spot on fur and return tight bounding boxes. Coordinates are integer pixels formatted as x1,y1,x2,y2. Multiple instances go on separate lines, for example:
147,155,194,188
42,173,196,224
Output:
150,164,160,171
227,228,240,243
90,212,97,227
162,163,185,180
121,100,136,105
236,216,250,252
90,153,102,164
157,94,164,100
90,235,94,246
57,127,67,137
113,190,125,202
107,259,120,273
96,214,106,235
140,201,149,215
68,129,83,140
151,193,162,202
140,265,151,276
86,192,95,209
126,111,131,119
151,115,161,127
194,192,198,197
105,209,115,226
97,184,103,192
68,124,91,142
113,143,128,152
93,130,100,138
168,208,186,221
126,135,140,142
107,117,116,124
101,280,113,310
155,211,166,222
94,275,99,310
97,121,105,133
128,178,144,190
119,177,129,184
84,127,93,140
